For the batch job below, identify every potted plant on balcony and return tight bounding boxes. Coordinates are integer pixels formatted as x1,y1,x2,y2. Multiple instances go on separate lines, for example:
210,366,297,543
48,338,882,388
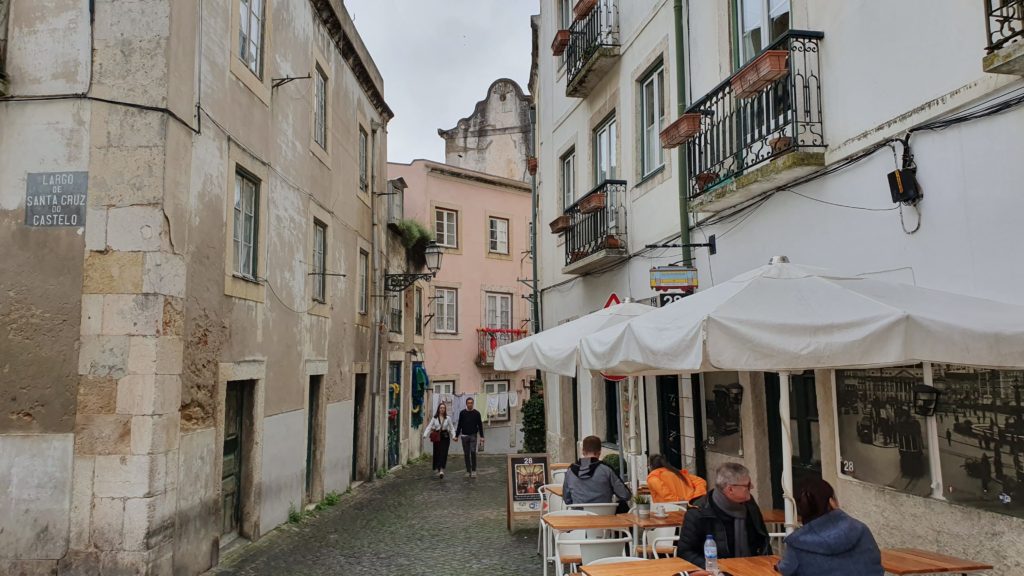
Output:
660,113,703,149
695,171,719,191
769,136,793,154
573,0,597,21
604,235,622,249
549,214,571,234
527,156,538,175
552,30,571,56
731,49,789,99
578,191,606,214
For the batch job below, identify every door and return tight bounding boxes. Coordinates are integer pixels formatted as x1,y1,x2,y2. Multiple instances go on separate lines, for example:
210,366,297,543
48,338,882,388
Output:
657,375,683,470
222,382,244,537
306,376,322,503
604,378,620,446
352,374,366,482
765,372,821,509
387,361,402,469
691,375,707,479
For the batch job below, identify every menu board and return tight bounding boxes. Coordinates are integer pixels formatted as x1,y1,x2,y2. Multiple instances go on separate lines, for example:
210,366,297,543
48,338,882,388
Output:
506,453,549,530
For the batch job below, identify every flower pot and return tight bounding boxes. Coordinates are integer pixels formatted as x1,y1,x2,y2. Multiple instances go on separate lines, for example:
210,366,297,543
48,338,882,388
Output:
552,30,571,56
579,192,606,214
549,214,571,234
573,0,597,21
637,504,650,518
527,156,538,175
604,235,622,249
769,136,793,155
731,49,789,99
660,113,703,149
569,251,588,263
695,171,719,191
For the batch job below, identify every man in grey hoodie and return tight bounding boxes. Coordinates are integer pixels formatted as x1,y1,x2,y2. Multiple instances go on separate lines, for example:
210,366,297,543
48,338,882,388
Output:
563,436,632,508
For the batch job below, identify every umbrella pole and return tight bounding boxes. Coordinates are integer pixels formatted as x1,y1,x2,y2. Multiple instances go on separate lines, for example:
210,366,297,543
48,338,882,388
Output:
779,371,796,535
923,362,946,500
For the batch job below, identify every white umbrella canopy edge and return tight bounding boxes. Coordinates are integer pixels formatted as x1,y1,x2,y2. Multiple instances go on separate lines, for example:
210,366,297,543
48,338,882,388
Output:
493,301,655,377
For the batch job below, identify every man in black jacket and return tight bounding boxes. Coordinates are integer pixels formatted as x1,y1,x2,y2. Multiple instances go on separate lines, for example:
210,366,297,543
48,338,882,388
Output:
455,397,484,478
676,462,772,568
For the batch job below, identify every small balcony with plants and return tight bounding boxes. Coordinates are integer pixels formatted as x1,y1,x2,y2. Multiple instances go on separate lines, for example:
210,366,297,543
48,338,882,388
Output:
552,179,627,276
983,0,1024,75
661,30,825,214
476,328,528,366
564,0,620,98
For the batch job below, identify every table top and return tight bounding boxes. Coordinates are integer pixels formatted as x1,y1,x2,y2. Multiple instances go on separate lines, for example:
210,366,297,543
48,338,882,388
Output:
546,485,563,497
881,548,994,574
761,509,786,524
626,511,685,529
542,513,635,531
718,555,780,576
550,463,571,470
580,557,701,576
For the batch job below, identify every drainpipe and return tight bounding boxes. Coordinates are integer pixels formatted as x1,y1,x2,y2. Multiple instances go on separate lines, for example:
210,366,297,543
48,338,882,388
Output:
674,0,692,266
368,122,382,480
529,107,541,336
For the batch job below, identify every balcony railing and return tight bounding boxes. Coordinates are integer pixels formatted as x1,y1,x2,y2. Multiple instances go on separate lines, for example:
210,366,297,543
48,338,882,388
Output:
477,328,528,366
563,180,627,267
565,0,619,96
684,31,824,199
987,0,1024,53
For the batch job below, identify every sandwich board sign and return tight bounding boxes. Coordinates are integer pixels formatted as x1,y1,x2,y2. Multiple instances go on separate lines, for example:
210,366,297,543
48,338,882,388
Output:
506,453,549,530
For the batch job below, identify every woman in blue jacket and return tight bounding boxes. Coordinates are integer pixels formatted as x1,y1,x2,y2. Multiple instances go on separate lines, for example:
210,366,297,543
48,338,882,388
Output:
776,478,883,576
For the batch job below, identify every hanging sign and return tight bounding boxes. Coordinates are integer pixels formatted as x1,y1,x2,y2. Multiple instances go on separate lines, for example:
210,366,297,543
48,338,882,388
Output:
506,453,549,530
650,266,698,293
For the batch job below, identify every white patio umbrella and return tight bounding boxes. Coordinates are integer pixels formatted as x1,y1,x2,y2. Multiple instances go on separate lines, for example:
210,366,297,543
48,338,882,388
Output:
580,257,1024,533
494,301,653,376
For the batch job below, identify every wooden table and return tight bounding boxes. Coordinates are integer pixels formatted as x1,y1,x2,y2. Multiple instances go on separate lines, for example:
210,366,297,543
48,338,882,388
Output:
546,485,563,498
881,548,994,574
543,513,635,531
761,509,786,524
581,557,701,576
718,555,780,576
551,462,571,470
625,511,685,530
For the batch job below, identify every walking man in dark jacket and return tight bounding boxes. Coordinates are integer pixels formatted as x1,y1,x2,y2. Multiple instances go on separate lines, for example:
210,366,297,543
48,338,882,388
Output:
455,397,484,478
563,435,632,508
676,462,773,568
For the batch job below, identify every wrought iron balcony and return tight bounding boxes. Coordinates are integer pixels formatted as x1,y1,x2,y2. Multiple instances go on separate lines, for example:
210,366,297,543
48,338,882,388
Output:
562,180,627,275
477,328,527,366
684,31,825,212
565,0,620,98
984,0,1024,75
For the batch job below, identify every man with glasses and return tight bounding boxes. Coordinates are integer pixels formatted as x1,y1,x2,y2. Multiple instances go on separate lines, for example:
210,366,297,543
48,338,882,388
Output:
676,463,773,569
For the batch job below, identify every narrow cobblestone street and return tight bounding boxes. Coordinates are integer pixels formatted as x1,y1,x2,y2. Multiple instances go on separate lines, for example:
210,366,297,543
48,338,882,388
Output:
208,455,541,576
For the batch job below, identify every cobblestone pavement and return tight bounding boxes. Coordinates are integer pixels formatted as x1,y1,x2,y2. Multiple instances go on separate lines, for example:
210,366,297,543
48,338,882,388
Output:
208,455,542,576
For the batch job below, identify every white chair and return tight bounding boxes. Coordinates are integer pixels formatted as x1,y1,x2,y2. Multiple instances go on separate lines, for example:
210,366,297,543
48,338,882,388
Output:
636,503,685,558
537,484,565,555
649,535,680,559
556,530,632,574
552,468,567,484
586,556,647,566
545,510,595,574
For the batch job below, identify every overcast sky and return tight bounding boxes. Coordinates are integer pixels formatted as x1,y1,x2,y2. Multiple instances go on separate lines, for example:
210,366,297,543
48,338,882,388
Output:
345,0,539,164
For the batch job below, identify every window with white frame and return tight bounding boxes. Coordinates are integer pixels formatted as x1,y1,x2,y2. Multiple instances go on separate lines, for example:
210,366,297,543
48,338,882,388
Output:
389,293,403,334
312,220,326,303
238,0,265,77
435,287,458,334
483,380,510,420
314,66,327,150
595,116,617,184
233,171,260,280
561,149,576,210
359,128,368,191
484,292,512,330
358,249,368,315
559,0,572,65
435,208,458,248
433,380,454,395
737,0,791,65
488,217,509,255
640,65,665,177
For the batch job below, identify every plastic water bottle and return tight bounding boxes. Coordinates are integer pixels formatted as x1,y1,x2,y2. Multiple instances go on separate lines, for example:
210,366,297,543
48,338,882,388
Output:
704,534,720,575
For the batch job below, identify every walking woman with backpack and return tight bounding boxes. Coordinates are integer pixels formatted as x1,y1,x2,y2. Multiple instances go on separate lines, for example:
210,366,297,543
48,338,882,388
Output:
423,403,456,479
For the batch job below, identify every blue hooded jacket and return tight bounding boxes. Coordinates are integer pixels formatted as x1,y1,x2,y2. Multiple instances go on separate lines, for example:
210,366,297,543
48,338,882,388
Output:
776,509,883,576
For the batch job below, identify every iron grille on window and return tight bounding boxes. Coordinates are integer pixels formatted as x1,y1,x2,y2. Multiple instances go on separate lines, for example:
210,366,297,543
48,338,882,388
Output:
565,0,620,87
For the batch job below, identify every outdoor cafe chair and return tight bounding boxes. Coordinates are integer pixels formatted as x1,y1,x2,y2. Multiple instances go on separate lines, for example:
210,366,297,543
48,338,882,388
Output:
537,484,565,555
544,510,595,570
635,503,684,558
565,502,619,516
551,468,567,484
586,556,646,566
556,529,632,574
648,535,679,559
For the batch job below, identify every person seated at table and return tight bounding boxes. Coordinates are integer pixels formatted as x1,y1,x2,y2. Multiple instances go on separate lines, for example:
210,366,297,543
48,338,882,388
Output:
775,478,883,576
677,463,773,569
647,454,707,503
563,435,632,512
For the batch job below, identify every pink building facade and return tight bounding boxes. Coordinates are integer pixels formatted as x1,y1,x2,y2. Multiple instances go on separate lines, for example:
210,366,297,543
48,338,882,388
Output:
389,160,534,454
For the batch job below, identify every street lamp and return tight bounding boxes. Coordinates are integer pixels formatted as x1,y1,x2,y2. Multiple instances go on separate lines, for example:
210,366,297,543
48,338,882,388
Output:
913,384,942,417
384,241,444,292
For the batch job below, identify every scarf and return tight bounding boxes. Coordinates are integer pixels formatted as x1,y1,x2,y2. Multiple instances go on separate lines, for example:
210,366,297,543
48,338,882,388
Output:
712,489,750,558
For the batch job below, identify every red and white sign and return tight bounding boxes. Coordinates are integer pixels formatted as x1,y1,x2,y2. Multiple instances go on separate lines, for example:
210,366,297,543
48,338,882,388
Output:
601,293,627,382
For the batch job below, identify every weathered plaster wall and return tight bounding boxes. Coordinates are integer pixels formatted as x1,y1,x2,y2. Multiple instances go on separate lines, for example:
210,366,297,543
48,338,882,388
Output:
438,79,533,182
324,400,354,493
0,435,74,558
258,409,306,535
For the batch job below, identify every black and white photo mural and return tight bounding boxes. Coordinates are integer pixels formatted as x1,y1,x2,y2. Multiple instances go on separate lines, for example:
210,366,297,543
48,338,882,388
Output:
702,372,743,456
837,364,1024,519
